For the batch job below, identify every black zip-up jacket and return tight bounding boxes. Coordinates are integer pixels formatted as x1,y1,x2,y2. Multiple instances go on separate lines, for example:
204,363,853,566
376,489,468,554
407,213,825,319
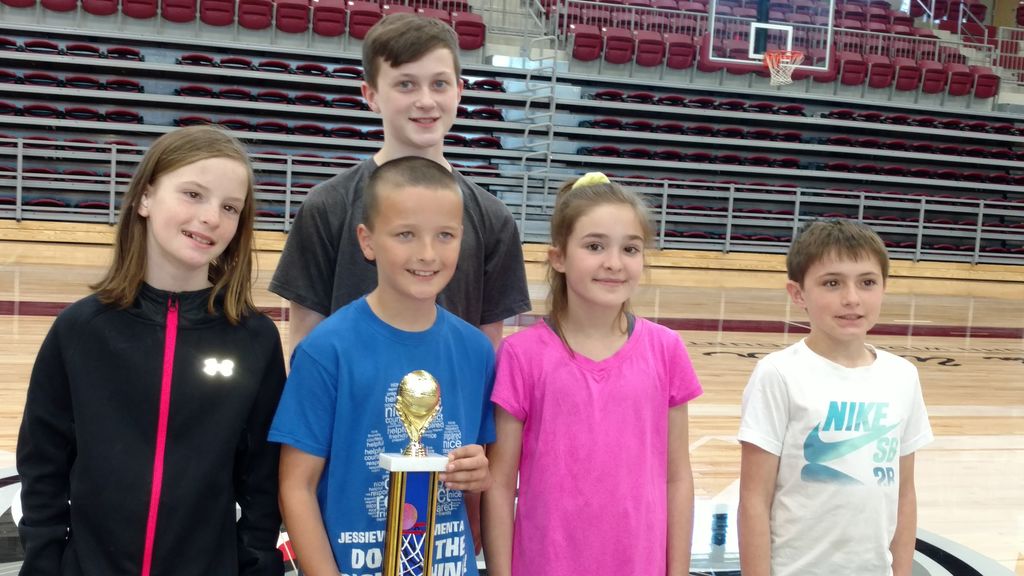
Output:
17,284,286,576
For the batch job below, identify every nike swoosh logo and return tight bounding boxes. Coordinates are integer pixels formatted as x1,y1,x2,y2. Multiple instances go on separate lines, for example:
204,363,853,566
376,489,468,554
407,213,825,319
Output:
803,421,899,464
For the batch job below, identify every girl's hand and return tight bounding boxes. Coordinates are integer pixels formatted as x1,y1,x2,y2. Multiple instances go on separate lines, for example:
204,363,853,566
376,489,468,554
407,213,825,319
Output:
440,444,492,492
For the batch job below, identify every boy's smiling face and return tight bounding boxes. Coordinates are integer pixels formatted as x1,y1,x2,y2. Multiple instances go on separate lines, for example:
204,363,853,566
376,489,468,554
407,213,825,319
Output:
362,48,463,161
787,252,886,354
357,184,463,309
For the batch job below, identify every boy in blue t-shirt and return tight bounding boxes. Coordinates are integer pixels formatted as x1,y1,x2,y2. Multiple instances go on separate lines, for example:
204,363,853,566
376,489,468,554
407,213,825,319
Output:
270,156,494,576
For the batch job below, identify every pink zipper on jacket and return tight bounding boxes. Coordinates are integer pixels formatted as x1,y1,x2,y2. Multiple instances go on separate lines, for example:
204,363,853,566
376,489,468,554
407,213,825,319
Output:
140,295,179,576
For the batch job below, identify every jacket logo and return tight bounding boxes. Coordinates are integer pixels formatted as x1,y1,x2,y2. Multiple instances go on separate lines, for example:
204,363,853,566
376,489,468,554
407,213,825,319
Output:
203,358,235,377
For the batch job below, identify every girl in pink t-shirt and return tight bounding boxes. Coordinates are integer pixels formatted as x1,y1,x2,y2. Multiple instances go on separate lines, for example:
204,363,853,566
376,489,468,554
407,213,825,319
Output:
482,173,703,576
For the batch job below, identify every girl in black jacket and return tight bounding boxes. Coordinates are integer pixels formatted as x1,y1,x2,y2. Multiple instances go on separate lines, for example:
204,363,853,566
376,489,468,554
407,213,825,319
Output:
17,126,286,576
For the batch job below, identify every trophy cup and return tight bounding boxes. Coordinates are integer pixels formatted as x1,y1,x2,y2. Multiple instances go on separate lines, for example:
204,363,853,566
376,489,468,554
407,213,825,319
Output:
379,370,449,576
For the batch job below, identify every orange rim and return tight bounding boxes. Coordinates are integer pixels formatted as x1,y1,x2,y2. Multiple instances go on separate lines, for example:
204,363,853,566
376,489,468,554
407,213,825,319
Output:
763,50,804,68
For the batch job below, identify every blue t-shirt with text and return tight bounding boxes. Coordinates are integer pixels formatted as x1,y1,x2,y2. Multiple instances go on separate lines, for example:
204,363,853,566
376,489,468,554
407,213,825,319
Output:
270,297,495,576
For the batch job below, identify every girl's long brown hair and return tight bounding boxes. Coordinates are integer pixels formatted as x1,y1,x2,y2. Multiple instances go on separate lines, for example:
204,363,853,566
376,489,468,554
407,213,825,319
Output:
546,176,654,351
91,126,257,324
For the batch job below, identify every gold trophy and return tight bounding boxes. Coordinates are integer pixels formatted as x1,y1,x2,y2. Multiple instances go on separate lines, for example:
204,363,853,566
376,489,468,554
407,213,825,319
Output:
396,370,442,457
380,371,448,576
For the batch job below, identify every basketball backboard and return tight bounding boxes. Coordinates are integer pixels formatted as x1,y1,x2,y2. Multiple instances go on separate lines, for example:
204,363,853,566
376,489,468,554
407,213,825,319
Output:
706,0,836,71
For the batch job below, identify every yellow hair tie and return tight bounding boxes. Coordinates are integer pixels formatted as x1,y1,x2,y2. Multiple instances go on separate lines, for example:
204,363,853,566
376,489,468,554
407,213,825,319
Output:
572,172,611,189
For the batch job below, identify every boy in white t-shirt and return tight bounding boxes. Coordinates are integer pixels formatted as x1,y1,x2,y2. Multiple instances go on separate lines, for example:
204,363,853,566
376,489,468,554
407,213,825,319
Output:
738,220,933,576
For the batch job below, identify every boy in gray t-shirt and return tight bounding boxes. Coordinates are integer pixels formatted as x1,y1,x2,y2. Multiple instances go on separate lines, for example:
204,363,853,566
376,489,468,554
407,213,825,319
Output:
270,14,530,348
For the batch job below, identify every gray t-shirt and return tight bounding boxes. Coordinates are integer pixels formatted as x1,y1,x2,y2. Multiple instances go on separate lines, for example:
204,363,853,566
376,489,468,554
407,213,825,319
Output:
270,158,531,326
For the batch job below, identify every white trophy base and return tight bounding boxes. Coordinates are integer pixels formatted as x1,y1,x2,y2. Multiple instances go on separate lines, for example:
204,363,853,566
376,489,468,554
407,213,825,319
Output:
379,453,449,472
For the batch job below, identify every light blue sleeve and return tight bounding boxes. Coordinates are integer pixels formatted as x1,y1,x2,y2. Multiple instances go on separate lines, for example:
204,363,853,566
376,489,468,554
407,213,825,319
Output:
268,344,338,458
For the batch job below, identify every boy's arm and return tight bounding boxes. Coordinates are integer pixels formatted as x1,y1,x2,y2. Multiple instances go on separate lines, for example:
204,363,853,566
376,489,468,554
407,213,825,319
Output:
667,403,695,576
441,444,491,491
481,407,523,576
279,445,339,576
890,453,918,576
288,303,326,354
739,441,780,576
442,444,491,555
479,321,504,350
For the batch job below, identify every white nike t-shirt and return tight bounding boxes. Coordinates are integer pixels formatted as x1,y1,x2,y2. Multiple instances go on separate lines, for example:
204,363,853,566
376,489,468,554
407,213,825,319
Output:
739,339,933,576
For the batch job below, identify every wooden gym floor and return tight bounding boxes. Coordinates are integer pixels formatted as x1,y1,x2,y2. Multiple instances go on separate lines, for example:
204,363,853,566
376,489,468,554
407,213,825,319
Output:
0,225,1021,573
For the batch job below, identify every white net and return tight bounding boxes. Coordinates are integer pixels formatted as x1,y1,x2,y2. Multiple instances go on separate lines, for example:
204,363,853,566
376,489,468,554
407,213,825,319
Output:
399,530,427,576
765,50,805,86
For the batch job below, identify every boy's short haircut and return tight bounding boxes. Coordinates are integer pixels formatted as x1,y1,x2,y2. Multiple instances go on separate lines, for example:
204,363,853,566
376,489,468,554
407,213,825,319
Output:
362,156,460,227
787,219,890,285
362,13,461,89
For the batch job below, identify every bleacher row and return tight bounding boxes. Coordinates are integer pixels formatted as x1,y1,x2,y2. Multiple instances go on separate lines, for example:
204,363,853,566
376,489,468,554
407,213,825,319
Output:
548,0,987,33
544,0,1024,90
565,24,1000,100
554,1,922,30
2,37,1016,192
0,0,488,50
1,3,1023,264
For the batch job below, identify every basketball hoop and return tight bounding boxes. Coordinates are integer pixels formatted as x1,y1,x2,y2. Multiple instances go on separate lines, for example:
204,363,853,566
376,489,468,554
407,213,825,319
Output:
763,49,805,86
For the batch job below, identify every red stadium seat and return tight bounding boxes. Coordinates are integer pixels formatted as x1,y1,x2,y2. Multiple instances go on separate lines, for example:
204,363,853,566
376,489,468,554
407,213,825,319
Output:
161,0,196,22
24,72,62,86
108,46,143,60
106,108,143,123
970,65,999,99
918,60,947,93
296,62,328,76
255,89,291,103
41,0,77,13
347,1,382,39
312,0,345,36
177,84,216,97
892,57,920,91
332,65,363,79
82,0,116,15
453,12,486,51
838,52,867,85
66,42,102,57
570,24,602,62
24,104,63,118
255,121,289,133
65,75,103,89
295,92,328,106
237,0,272,29
24,39,63,54
603,27,635,65
122,0,158,19
275,0,310,34
865,54,893,88
65,106,103,120
219,118,254,131
255,59,291,72
107,78,142,92
944,62,972,96
220,56,252,68
665,34,696,70
635,31,664,68
199,0,234,25
294,123,327,136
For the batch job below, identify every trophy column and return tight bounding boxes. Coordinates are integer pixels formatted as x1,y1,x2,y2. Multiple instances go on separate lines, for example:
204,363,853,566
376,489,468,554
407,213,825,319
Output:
379,370,447,576
380,454,448,576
